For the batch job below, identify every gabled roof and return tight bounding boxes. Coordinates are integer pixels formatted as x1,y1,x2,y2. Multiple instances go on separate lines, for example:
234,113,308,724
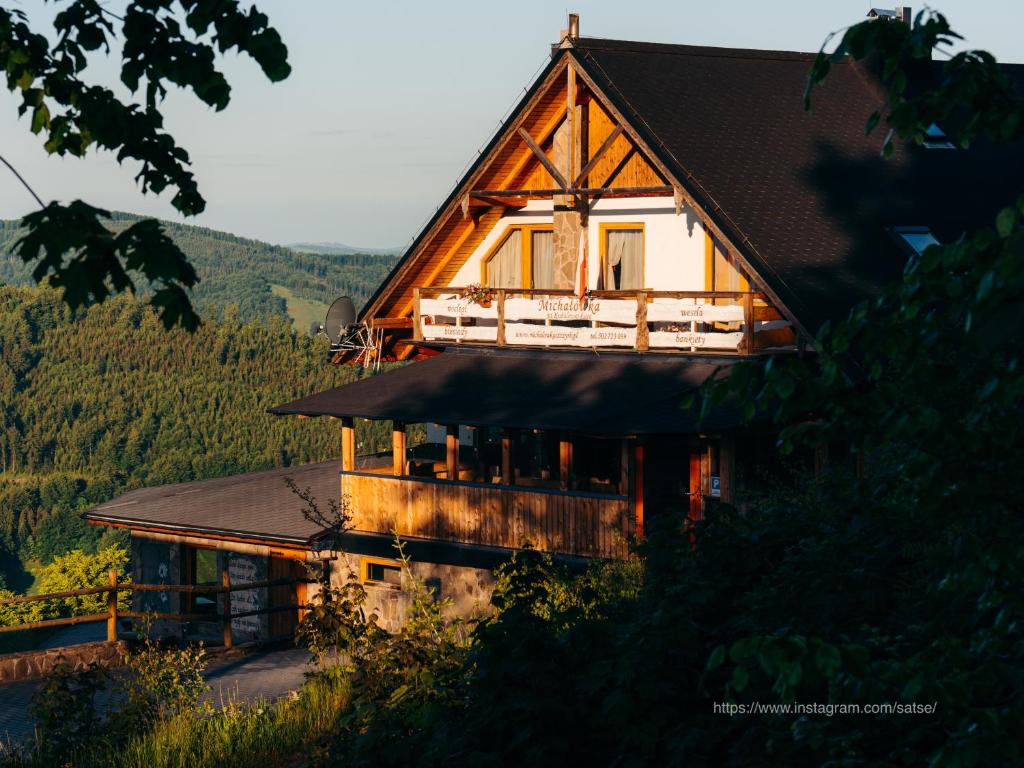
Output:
570,37,1024,332
363,36,1024,337
84,462,336,544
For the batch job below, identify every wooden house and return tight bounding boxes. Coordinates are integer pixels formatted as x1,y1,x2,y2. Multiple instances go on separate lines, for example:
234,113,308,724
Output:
86,16,1024,635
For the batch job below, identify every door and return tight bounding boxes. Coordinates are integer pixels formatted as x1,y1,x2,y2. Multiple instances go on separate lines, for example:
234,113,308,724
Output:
269,555,305,638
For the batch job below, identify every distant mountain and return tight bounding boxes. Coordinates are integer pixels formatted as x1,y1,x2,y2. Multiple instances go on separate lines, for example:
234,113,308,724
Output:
0,214,400,326
289,242,405,257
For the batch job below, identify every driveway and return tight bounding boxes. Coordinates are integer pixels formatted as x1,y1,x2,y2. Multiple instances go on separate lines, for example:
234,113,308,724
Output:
0,645,315,747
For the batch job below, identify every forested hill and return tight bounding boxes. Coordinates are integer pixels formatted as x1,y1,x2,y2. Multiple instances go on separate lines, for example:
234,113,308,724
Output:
0,213,400,324
0,285,395,589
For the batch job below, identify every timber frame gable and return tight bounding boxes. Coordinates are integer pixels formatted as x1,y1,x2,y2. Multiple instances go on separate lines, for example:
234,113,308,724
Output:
351,40,811,363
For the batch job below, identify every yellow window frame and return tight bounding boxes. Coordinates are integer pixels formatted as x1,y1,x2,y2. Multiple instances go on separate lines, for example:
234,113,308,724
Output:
598,222,646,290
480,224,554,288
360,556,403,589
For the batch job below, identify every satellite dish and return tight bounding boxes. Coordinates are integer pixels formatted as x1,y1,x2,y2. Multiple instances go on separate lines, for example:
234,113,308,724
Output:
324,296,356,345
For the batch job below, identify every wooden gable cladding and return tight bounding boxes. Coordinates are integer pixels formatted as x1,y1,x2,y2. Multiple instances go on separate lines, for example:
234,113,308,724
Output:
585,99,664,189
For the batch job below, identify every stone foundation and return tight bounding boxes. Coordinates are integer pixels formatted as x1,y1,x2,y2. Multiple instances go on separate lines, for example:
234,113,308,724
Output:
0,640,126,683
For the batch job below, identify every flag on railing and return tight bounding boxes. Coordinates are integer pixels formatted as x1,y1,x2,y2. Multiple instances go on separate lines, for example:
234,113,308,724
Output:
575,228,588,300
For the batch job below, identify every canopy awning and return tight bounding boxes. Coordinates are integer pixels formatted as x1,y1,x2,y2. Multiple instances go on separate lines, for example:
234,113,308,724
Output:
269,349,747,435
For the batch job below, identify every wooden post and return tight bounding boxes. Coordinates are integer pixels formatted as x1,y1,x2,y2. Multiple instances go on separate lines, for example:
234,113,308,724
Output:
341,417,355,472
719,435,735,504
635,291,649,351
221,565,233,649
106,569,118,642
496,289,506,346
559,434,574,491
501,429,514,485
392,421,406,476
446,425,459,480
633,444,645,538
412,287,423,341
741,291,754,354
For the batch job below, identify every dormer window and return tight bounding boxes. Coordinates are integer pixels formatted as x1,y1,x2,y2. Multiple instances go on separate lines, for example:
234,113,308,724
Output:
893,226,940,255
922,123,955,150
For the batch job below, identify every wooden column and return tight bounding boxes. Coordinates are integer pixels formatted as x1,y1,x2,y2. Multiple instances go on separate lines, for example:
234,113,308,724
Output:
341,417,355,472
412,287,423,341
446,425,459,480
635,291,649,351
741,291,754,354
106,569,118,642
221,564,233,649
392,421,406,476
501,429,514,485
719,435,735,504
496,289,506,346
559,433,574,491
633,443,645,538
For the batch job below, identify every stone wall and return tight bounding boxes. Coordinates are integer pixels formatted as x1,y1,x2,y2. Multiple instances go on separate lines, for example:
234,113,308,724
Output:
318,553,496,633
0,640,125,683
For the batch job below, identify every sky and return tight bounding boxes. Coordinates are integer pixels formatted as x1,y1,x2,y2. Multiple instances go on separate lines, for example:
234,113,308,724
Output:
1,1,1021,249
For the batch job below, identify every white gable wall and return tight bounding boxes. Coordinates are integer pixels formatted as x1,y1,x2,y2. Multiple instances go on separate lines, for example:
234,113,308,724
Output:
447,196,707,291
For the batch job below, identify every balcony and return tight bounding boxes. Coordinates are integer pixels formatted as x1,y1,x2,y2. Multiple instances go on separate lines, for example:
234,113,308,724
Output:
342,469,632,559
412,287,796,354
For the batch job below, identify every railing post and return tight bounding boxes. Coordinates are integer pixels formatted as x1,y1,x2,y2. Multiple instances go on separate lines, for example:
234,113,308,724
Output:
106,569,118,642
741,291,754,354
412,287,423,341
341,417,355,472
221,565,233,649
446,425,459,480
392,420,406,476
635,291,649,351
496,289,506,346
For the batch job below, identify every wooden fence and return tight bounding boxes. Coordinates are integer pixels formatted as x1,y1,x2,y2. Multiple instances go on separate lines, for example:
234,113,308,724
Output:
0,569,314,649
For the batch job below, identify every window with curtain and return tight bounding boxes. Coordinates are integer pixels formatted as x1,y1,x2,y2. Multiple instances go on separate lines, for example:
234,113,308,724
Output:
485,231,522,288
604,228,644,290
530,230,554,289
709,237,748,292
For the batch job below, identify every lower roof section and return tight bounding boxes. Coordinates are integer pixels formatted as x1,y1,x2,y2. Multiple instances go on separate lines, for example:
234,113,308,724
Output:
269,349,745,435
84,461,335,545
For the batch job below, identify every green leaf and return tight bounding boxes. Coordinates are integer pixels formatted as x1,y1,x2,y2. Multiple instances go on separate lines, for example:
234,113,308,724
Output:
707,645,726,672
731,665,749,693
995,207,1017,238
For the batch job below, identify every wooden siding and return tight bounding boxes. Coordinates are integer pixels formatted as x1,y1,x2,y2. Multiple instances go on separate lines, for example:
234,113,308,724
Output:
343,471,631,559
586,99,663,188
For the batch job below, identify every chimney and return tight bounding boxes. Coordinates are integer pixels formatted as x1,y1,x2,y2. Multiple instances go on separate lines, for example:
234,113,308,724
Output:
896,6,912,23
568,13,580,40
555,12,580,51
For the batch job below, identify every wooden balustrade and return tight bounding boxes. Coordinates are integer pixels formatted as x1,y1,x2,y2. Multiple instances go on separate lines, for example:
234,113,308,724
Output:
343,470,631,559
0,573,313,646
413,287,795,354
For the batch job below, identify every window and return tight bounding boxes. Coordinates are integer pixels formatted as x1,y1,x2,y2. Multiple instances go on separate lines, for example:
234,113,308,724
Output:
361,557,402,588
190,547,219,614
893,226,940,255
481,225,554,289
600,224,644,290
705,233,749,293
922,123,955,150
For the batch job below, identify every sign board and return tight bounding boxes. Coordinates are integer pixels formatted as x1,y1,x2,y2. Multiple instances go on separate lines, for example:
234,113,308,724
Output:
710,476,721,498
229,553,267,641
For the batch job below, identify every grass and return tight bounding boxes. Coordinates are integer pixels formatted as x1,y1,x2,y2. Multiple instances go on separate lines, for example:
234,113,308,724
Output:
270,284,329,333
2,667,350,768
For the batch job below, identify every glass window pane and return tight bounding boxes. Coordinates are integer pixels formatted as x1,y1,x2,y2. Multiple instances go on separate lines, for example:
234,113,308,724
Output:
605,229,643,290
531,231,554,289
485,231,522,288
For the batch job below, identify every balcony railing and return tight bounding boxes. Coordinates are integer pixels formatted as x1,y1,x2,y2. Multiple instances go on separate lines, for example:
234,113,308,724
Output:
412,287,795,354
342,470,632,559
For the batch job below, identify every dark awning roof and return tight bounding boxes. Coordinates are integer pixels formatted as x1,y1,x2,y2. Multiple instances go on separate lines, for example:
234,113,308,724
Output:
269,349,746,435
84,461,336,544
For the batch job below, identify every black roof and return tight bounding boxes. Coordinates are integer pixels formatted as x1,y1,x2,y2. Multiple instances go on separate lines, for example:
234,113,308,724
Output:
572,38,1024,332
84,461,337,544
270,348,744,435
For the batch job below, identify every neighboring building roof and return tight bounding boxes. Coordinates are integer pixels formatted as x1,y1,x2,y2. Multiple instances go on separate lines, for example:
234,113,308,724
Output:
270,348,745,434
84,462,337,544
570,37,1024,333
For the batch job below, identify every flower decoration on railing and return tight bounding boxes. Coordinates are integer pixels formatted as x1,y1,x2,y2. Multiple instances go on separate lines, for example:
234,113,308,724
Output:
460,283,495,307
